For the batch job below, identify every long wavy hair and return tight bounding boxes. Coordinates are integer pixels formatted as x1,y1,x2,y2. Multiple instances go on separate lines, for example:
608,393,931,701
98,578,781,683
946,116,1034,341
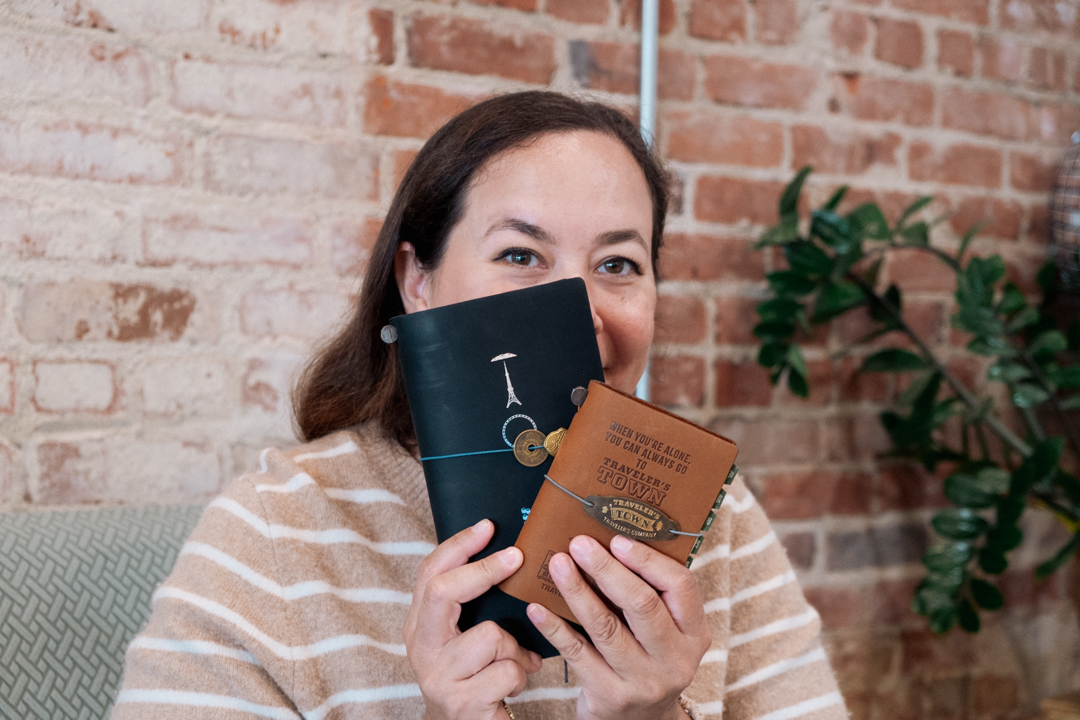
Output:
292,91,670,449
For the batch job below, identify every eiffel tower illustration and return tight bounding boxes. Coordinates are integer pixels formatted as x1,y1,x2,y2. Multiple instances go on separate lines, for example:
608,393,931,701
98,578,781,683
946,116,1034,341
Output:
492,353,522,408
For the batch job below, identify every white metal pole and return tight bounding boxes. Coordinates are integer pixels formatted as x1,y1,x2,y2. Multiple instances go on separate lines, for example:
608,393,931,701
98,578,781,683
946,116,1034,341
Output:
636,0,659,402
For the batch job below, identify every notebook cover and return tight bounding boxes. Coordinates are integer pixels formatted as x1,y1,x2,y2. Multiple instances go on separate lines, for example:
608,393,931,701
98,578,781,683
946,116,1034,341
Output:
389,278,604,657
500,380,739,625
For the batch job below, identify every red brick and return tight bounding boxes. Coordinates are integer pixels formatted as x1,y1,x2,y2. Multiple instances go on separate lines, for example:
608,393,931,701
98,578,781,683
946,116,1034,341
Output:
775,358,832,407
213,0,347,54
791,125,900,175
1000,0,1079,33
330,217,382,277
0,196,128,263
830,11,869,55
709,417,819,465
393,148,419,193
10,0,208,35
144,210,312,268
970,676,1020,715
0,442,11,502
803,585,867,628
1027,46,1067,90
363,77,476,139
909,142,1002,189
1036,103,1080,145
655,295,707,344
467,0,537,10
0,359,13,415
369,9,394,64
33,360,117,413
105,437,223,502
833,187,930,226
243,354,305,414
878,462,948,510
0,116,190,186
978,37,1024,83
825,413,891,461
874,18,923,69
621,0,677,35
695,176,784,225
837,356,890,403
754,0,798,44
760,470,873,519
1028,203,1048,243
714,296,761,345
665,110,783,167
549,0,608,24
1009,151,1058,192
937,29,974,76
999,567,1060,607
689,0,746,41
36,441,106,504
0,32,151,107
19,281,212,343
650,355,705,407
948,196,1022,241
571,41,695,101
829,74,934,126
715,358,772,407
407,15,556,84
941,88,1031,141
779,531,815,569
704,55,816,110
142,357,229,418
240,286,350,341
170,60,345,127
870,576,922,625
835,299,944,348
660,233,764,282
891,0,989,24
206,135,378,199
884,248,956,292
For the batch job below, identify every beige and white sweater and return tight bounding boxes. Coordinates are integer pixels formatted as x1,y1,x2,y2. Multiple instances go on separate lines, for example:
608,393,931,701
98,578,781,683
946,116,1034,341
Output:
112,423,846,720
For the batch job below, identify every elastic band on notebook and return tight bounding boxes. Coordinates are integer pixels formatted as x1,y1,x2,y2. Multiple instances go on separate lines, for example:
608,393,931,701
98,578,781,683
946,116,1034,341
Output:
419,448,514,462
542,474,704,538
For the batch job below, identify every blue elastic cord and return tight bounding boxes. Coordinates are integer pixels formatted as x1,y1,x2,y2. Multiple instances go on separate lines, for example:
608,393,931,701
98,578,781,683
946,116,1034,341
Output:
419,448,515,462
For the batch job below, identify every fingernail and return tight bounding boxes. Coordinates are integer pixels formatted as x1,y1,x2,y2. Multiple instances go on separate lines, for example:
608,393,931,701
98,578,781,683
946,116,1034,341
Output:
569,535,593,556
499,546,522,566
473,519,492,534
550,554,570,580
529,651,542,667
611,535,632,553
527,604,546,623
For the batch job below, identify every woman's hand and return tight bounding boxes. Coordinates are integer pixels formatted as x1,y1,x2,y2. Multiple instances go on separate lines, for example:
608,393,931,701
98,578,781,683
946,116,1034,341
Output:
404,519,543,720
526,534,711,720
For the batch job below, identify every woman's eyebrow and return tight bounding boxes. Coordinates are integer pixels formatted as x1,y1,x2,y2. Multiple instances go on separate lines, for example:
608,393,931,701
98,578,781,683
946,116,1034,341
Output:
597,229,648,251
486,218,555,244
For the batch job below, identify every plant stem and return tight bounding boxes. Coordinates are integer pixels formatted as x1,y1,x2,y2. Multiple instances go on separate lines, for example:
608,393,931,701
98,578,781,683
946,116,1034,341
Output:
846,272,1033,458
1007,339,1080,460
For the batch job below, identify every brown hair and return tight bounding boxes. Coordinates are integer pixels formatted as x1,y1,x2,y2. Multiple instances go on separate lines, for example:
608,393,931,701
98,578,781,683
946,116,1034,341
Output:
292,90,670,448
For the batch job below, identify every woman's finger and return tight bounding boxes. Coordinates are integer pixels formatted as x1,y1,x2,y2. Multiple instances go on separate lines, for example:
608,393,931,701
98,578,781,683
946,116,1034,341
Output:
413,545,525,646
525,602,612,690
440,620,542,680
415,519,496,593
608,535,710,640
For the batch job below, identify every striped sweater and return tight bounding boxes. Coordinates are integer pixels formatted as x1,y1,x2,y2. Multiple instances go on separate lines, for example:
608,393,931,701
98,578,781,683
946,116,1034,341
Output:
112,423,846,720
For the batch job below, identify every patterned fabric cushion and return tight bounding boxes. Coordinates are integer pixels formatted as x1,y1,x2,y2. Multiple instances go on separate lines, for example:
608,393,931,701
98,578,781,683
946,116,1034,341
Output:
0,505,203,720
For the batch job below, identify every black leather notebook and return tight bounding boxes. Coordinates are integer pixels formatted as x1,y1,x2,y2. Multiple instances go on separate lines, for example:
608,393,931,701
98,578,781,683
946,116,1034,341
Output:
389,278,604,657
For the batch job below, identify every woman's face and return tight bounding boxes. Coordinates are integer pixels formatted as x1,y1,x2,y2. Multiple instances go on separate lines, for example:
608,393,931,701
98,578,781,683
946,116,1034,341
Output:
395,130,656,394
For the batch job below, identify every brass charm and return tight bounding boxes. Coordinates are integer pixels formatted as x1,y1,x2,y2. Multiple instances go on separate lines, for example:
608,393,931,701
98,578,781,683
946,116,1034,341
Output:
513,429,549,467
543,428,567,456
583,495,680,541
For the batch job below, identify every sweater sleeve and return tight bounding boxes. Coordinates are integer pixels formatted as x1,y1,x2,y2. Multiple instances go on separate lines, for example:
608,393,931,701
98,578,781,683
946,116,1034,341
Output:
110,476,300,719
683,478,846,720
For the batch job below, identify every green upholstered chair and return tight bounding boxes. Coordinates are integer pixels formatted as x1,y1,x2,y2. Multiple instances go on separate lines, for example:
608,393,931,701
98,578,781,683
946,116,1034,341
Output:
0,505,203,720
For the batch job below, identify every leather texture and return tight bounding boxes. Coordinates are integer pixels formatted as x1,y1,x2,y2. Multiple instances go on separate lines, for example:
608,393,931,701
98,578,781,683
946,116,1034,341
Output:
390,278,604,656
503,381,738,624
0,505,203,720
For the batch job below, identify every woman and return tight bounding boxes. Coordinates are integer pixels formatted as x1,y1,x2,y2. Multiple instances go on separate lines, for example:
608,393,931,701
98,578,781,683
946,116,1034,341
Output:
113,92,844,720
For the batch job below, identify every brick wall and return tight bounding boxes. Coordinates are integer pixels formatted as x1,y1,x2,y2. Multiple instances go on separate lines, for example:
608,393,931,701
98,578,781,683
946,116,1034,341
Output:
1,0,1079,716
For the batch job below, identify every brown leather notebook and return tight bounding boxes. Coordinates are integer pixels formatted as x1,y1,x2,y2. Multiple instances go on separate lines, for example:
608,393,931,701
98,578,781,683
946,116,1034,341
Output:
500,380,738,624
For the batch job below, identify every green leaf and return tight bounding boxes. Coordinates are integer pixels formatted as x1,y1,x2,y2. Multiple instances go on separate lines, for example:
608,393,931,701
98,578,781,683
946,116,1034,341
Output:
898,371,935,407
810,210,854,252
786,344,808,377
998,283,1026,315
953,305,1002,338
754,320,796,341
899,221,930,245
967,336,1015,357
1033,437,1065,478
1029,330,1067,357
847,203,890,240
929,606,958,634
1068,318,1080,352
923,541,974,572
985,524,1023,553
957,597,981,633
758,342,788,369
786,367,809,398
861,349,929,373
1010,383,1049,408
767,271,816,297
897,195,934,227
757,297,802,322
1058,471,1080,504
931,509,990,540
1005,307,1040,333
1054,365,1080,390
811,281,865,322
912,585,956,616
780,166,812,217
979,547,1008,574
756,213,800,248
996,495,1025,526
970,578,1004,610
977,466,1011,494
784,240,834,276
944,473,998,508
1059,395,1080,410
987,362,1031,384
957,220,986,263
1035,532,1080,579
823,185,849,212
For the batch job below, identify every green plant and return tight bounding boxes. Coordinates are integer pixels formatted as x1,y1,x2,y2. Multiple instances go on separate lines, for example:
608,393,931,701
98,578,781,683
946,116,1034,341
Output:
753,167,1080,633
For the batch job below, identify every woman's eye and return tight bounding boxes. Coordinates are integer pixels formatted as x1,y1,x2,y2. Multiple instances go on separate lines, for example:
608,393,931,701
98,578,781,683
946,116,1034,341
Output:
497,248,539,267
600,257,641,276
